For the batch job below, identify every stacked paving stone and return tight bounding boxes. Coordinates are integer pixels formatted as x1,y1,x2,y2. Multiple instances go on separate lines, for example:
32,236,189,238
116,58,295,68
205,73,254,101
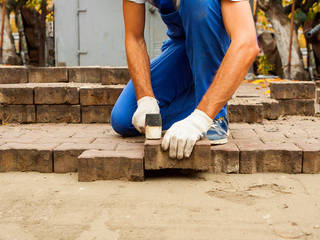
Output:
0,67,317,124
228,81,317,123
0,67,129,124
270,81,316,116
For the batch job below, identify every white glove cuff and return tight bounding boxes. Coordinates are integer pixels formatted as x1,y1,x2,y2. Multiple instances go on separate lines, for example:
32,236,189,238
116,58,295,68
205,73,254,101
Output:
190,109,213,133
137,96,158,107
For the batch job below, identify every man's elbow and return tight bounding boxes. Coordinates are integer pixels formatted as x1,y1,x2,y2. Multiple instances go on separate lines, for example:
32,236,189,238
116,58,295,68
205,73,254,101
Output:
233,37,260,61
125,34,145,48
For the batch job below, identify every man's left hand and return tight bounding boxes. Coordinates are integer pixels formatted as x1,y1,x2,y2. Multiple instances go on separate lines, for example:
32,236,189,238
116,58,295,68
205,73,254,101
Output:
161,109,213,159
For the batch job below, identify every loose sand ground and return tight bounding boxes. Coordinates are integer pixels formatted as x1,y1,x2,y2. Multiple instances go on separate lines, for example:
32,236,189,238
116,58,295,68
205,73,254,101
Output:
0,172,319,240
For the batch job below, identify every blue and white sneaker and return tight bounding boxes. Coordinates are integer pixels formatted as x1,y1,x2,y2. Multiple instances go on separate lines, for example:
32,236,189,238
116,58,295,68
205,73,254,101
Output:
205,115,230,145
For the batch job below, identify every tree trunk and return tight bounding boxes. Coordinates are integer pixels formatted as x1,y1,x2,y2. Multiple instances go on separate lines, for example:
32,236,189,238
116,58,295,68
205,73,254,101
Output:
0,3,20,65
257,0,307,80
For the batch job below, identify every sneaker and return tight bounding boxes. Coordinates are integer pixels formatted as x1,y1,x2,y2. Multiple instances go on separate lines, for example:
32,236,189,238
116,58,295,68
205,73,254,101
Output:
205,115,229,145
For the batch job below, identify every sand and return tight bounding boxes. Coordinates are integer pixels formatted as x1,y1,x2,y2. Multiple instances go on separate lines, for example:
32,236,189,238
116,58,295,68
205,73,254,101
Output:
0,172,319,240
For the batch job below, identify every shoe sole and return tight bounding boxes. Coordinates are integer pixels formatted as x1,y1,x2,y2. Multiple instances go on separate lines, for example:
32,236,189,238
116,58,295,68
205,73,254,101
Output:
207,129,230,145
210,138,228,145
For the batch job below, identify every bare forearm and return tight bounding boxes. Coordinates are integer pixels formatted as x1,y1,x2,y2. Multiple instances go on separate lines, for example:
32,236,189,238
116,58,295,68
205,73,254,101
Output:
197,42,259,119
126,38,154,100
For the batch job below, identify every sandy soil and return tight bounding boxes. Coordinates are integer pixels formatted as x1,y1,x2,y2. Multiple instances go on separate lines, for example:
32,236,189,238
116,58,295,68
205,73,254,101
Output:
0,172,319,240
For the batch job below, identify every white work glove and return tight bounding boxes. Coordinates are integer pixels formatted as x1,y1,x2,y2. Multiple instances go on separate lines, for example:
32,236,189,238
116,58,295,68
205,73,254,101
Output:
132,96,160,134
161,109,213,160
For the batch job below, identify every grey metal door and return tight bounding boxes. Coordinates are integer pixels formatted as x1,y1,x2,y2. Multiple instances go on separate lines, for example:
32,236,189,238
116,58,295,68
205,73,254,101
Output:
55,0,167,66
78,0,127,66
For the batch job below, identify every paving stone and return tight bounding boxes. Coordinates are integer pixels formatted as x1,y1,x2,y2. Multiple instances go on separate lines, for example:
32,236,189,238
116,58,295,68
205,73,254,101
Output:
28,67,68,83
0,105,35,123
261,98,280,120
228,99,264,123
256,131,288,143
68,67,101,83
116,142,144,151
3,136,40,144
279,99,315,116
231,128,259,140
34,84,79,104
101,67,130,85
0,85,34,104
295,143,320,174
80,85,123,105
54,142,116,173
78,149,144,182
237,141,302,174
270,81,315,99
91,136,145,145
59,137,95,144
36,105,81,123
82,106,112,123
0,143,58,173
144,138,211,170
0,67,28,84
210,141,239,173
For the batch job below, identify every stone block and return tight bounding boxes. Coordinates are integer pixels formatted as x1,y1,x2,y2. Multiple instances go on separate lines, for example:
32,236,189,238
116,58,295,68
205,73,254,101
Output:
279,99,315,116
270,81,315,99
101,67,130,85
0,105,35,123
0,84,34,104
261,98,280,120
34,84,79,104
116,142,144,151
0,143,58,173
228,99,264,123
81,106,112,123
53,142,116,173
237,141,302,174
68,67,101,83
78,150,144,182
296,143,320,174
316,89,320,104
0,67,28,84
28,67,68,83
231,128,259,140
144,138,211,170
80,85,123,105
210,141,239,173
36,105,81,123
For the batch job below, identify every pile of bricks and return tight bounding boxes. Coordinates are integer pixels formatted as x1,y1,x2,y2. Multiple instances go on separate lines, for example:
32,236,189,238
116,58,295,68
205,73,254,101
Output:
0,67,318,124
270,81,316,116
228,80,317,123
0,66,130,85
0,67,129,124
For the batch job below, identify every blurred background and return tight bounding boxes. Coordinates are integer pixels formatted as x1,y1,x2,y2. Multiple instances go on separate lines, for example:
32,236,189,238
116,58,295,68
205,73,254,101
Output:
0,0,319,80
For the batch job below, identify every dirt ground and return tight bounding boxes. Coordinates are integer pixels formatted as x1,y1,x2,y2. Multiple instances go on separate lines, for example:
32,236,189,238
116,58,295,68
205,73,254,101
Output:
0,172,320,240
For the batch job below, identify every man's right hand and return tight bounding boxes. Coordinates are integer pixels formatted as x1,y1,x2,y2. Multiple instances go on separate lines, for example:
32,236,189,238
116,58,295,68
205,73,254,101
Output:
132,96,160,134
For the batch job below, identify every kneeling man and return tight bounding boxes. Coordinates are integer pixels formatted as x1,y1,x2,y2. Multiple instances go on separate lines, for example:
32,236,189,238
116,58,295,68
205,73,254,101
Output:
111,0,259,159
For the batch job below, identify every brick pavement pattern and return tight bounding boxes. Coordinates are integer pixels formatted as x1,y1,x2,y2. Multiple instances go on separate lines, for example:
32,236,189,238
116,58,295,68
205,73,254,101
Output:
0,116,318,181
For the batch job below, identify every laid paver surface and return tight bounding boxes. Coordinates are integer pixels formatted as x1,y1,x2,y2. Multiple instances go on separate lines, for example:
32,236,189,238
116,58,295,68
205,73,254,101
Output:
0,115,318,148
0,115,319,177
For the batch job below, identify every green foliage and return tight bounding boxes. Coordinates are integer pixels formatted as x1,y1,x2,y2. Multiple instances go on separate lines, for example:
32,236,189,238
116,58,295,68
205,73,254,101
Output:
257,56,275,75
307,1,320,20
